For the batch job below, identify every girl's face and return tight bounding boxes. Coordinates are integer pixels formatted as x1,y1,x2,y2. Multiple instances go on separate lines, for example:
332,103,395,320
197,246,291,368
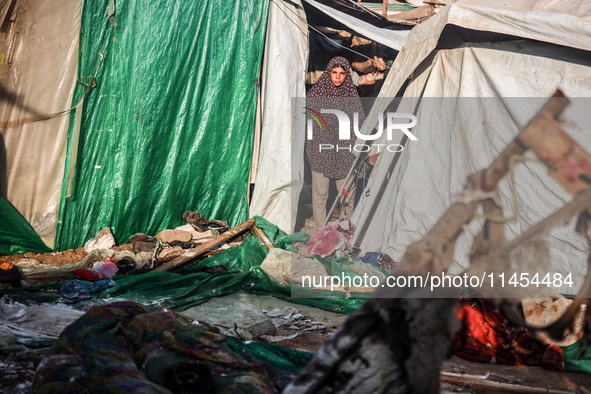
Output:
330,66,346,87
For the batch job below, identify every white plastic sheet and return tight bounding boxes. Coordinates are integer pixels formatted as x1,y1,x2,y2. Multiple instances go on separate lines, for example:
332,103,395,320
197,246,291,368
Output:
0,0,81,248
249,0,308,233
0,296,84,339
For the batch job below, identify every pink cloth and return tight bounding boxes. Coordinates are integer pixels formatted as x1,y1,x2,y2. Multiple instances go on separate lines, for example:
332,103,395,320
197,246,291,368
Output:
305,218,356,257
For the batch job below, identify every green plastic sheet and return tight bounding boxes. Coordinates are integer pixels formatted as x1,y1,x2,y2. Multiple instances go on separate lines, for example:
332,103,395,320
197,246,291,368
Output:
561,341,591,374
226,337,315,375
0,196,51,255
55,0,269,250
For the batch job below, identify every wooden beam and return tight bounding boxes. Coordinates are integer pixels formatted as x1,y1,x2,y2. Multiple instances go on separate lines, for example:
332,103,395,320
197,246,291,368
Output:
252,225,274,250
150,218,255,272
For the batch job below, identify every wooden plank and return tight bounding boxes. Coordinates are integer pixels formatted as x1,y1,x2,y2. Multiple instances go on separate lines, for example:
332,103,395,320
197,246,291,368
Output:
252,225,274,251
440,372,573,394
518,111,591,197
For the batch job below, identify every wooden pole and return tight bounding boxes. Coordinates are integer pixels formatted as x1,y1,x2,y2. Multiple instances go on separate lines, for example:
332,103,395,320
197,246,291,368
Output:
150,218,256,272
252,225,274,250
440,372,573,394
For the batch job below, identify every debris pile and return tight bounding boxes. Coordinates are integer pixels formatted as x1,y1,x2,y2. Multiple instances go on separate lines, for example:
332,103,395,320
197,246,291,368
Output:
0,211,248,287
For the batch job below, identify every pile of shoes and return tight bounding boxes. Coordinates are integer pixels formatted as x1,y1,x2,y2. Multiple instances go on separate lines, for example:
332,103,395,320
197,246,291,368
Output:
182,210,229,233
129,211,234,267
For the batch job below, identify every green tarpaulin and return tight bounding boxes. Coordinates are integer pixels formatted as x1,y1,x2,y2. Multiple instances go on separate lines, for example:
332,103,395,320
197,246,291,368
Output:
0,196,52,255
55,0,269,250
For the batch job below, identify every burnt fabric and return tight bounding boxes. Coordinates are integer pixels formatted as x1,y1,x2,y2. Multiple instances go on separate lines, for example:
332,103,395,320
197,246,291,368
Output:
33,301,278,393
452,299,565,371
305,56,365,180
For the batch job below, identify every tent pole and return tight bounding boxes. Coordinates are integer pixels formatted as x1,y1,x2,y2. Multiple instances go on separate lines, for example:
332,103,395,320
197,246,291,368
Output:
323,151,367,227
351,134,409,248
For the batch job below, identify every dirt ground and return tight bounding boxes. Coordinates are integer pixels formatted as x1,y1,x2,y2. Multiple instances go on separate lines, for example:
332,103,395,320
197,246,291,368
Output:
0,244,133,268
0,348,47,393
0,247,88,267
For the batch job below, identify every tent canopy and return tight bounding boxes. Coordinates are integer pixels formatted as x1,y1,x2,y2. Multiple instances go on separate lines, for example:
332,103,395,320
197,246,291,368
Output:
351,0,591,293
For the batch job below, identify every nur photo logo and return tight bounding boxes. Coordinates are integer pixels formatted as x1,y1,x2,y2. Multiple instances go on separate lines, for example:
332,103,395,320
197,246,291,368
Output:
304,108,418,153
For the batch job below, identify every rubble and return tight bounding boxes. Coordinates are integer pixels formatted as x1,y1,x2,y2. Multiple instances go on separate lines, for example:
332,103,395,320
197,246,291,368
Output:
0,211,251,285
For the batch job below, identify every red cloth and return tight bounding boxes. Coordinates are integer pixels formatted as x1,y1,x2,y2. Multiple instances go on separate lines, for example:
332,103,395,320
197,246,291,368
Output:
74,257,119,279
74,269,98,279
452,299,565,371
304,218,355,257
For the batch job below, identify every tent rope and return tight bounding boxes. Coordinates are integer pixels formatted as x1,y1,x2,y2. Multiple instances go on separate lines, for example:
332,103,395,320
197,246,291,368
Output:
473,155,544,223
275,0,392,70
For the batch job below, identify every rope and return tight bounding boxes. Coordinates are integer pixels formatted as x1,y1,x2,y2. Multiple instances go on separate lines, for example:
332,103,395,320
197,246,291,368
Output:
474,155,544,223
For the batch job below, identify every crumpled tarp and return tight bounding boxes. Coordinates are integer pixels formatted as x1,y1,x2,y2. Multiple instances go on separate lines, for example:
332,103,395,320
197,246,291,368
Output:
0,296,84,339
261,248,329,286
561,341,591,375
0,196,52,255
33,301,288,393
55,0,269,250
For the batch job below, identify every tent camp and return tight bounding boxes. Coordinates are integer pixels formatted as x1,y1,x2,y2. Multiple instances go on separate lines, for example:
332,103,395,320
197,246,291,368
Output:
349,0,591,293
0,0,410,253
6,0,589,297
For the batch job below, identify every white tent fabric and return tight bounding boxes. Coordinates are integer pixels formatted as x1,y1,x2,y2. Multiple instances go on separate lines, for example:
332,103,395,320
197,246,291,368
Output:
354,0,591,142
303,0,410,51
0,0,81,247
249,0,309,233
351,0,591,294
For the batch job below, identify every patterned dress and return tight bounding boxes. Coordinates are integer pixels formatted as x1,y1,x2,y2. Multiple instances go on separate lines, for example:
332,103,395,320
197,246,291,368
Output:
306,56,366,180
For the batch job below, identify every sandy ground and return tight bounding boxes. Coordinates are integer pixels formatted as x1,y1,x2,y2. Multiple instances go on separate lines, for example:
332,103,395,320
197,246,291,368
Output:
0,247,88,267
